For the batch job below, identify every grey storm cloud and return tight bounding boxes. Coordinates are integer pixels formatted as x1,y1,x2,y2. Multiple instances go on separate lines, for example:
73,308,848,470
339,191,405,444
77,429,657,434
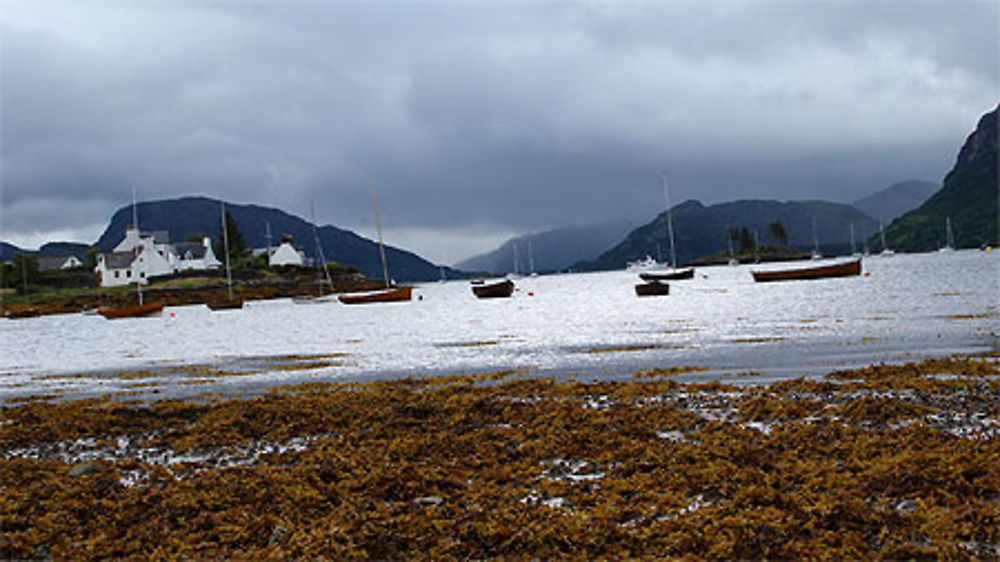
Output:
1,0,997,262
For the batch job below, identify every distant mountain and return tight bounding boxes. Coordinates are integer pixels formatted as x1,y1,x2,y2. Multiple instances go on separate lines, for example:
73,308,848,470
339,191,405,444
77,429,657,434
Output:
39,242,90,258
579,199,879,270
455,220,635,274
885,105,999,251
852,180,938,223
0,242,24,261
93,196,448,282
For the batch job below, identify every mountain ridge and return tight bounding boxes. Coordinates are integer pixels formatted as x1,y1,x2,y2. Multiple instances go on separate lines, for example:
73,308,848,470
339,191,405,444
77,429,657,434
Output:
455,220,636,274
578,199,880,270
93,196,449,282
884,105,999,251
852,180,938,223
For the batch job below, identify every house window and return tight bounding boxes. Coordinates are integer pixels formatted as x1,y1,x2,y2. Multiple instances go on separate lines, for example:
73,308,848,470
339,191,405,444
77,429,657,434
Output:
126,270,131,278
114,271,120,279
140,272,146,278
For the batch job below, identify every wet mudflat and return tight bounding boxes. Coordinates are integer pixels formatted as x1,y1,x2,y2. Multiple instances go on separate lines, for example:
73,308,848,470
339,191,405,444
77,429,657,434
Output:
2,355,998,558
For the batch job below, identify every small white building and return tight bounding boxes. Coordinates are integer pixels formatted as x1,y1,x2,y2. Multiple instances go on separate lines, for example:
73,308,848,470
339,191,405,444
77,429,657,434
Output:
96,227,221,287
268,241,305,266
173,238,221,271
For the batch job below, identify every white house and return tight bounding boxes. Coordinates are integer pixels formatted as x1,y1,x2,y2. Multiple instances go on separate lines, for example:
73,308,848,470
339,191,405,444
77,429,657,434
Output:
96,227,221,287
173,237,221,271
268,241,305,266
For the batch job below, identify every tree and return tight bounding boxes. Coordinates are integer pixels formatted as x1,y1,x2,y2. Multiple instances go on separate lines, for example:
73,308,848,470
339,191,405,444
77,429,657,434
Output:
768,221,788,247
11,253,39,293
215,211,249,261
735,227,756,254
83,247,102,269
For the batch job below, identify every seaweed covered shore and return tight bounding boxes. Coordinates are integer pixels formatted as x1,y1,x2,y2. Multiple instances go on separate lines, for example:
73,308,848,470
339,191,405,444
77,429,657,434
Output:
2,356,998,558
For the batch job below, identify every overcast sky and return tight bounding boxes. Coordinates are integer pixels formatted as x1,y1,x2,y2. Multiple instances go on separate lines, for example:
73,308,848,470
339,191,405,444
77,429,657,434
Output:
2,1,997,264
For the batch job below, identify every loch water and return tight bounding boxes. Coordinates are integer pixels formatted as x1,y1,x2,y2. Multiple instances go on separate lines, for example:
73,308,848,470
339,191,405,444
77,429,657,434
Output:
1,249,997,402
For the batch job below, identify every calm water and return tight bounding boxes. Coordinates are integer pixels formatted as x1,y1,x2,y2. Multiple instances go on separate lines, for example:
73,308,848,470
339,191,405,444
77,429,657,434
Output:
2,250,997,402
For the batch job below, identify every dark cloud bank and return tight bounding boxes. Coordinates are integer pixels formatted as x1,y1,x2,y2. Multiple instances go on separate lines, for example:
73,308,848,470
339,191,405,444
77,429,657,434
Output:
2,1,997,263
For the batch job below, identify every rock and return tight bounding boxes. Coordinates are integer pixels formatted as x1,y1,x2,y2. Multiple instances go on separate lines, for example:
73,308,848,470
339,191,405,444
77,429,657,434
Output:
68,462,106,477
413,495,443,506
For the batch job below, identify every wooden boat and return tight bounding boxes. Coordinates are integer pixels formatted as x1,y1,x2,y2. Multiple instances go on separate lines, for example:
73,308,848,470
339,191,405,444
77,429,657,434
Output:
5,307,41,319
751,258,861,283
206,297,244,310
472,279,515,298
639,267,695,281
208,201,243,311
635,281,670,296
339,183,413,306
338,285,412,305
98,301,165,319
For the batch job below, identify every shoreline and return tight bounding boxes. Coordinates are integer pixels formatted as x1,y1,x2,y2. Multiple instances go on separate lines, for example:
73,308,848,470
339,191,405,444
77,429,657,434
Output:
2,354,998,558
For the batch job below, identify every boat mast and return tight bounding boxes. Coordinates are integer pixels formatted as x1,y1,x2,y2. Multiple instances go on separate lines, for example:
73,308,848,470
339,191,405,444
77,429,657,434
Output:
812,215,820,257
850,223,856,255
369,182,391,288
220,202,233,300
946,217,954,249
528,240,535,274
132,185,143,306
663,171,677,269
310,201,334,293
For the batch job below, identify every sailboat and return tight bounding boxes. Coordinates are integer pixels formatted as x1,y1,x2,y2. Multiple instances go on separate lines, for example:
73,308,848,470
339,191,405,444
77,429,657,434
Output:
879,218,895,257
938,217,956,252
810,216,822,260
727,227,739,266
338,183,412,304
207,202,244,310
294,202,337,304
98,188,165,319
638,172,695,282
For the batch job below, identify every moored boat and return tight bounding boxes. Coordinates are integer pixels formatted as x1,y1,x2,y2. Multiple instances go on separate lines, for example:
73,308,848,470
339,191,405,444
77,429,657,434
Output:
97,301,165,319
208,201,244,311
751,258,861,283
639,267,695,281
472,279,515,299
5,307,41,319
206,297,244,310
338,286,412,305
635,281,670,296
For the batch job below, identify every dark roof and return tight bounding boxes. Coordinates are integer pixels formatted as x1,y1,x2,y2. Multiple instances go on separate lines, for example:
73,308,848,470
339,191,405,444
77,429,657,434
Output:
37,256,79,271
174,242,208,260
103,251,138,269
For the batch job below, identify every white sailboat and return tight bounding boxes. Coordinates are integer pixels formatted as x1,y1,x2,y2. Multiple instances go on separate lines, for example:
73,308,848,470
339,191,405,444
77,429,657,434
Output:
939,217,955,252
879,218,895,257
207,201,243,310
638,172,694,281
810,216,822,260
294,202,336,303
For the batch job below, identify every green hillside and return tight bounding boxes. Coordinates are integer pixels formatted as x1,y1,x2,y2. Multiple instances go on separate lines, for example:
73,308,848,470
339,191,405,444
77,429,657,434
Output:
884,105,999,251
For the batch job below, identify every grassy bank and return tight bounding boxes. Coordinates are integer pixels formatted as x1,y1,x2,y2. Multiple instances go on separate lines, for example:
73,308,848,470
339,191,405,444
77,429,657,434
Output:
1,356,997,558
1,266,382,317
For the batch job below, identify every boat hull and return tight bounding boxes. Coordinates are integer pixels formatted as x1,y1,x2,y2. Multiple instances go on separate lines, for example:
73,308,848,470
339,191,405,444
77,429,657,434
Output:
207,298,244,310
635,281,670,296
751,258,861,283
98,302,165,319
338,286,413,305
472,279,515,299
639,267,695,281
